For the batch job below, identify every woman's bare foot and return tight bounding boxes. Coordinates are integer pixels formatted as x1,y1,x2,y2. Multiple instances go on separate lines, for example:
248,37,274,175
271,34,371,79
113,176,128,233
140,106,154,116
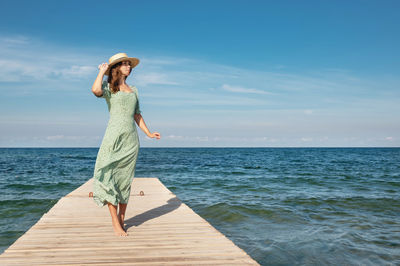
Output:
112,217,128,236
118,214,126,231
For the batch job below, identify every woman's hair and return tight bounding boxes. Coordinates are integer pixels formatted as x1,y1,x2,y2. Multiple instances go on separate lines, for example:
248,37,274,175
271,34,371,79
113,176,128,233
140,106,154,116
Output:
107,62,132,93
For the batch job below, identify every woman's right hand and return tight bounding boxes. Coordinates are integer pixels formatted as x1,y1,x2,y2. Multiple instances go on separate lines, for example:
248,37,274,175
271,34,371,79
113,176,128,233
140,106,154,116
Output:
98,62,108,75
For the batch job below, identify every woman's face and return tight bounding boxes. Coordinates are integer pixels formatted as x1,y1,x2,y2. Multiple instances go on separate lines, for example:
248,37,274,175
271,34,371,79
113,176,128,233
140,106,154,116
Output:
119,60,132,76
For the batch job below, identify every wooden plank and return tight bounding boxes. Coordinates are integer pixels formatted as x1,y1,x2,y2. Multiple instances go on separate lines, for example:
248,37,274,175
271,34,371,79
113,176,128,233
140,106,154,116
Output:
0,178,259,265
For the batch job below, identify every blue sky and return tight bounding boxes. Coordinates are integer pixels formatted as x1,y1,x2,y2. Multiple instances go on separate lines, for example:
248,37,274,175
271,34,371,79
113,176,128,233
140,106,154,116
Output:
0,0,399,147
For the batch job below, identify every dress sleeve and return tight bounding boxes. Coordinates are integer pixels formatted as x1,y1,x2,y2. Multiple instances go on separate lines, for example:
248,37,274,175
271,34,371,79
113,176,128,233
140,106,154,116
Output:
134,87,142,115
101,81,111,99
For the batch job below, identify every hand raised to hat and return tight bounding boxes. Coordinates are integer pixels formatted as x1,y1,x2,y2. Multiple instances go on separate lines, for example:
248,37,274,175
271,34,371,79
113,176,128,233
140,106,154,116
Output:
98,62,109,75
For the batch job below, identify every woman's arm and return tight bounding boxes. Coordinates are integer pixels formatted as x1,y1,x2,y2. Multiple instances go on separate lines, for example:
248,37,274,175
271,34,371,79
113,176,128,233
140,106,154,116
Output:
134,114,161,139
91,63,108,97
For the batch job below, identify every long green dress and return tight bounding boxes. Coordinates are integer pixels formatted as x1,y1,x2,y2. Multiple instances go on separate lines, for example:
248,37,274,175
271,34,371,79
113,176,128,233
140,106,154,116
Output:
92,80,141,207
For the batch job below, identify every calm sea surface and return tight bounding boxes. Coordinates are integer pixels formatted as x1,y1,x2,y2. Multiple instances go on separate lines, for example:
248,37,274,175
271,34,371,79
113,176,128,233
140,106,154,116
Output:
0,147,399,265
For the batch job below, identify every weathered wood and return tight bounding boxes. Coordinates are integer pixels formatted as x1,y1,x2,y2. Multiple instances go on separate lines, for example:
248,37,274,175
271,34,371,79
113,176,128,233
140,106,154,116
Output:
0,177,259,265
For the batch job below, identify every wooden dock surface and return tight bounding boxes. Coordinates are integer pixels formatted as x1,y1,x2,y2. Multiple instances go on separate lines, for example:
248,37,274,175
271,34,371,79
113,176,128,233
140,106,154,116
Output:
0,177,260,265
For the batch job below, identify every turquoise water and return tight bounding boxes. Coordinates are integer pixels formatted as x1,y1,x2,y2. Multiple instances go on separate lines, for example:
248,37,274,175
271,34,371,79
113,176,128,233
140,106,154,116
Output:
0,147,399,265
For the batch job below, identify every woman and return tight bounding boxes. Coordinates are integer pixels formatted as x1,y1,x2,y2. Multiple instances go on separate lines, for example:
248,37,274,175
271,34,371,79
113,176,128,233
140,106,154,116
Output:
91,52,161,237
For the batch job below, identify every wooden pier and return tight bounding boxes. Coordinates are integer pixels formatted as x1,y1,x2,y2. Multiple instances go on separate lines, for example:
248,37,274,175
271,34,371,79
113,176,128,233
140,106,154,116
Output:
0,178,259,265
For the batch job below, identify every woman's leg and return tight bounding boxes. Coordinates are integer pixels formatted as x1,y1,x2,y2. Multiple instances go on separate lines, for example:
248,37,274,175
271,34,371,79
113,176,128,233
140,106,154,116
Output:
107,202,128,236
118,203,127,230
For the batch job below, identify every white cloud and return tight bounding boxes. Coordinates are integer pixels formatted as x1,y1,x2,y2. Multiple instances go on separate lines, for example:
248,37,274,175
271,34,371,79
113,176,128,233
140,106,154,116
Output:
136,72,179,86
221,84,273,95
165,134,186,140
304,109,313,114
196,136,209,141
0,54,97,83
140,56,195,66
54,65,97,79
0,35,99,83
46,135,65,140
0,34,399,147
1,35,31,46
46,135,98,141
1,33,397,106
274,65,286,70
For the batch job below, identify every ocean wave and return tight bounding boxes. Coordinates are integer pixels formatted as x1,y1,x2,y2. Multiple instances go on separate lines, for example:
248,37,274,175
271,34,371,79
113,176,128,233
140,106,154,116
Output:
282,196,400,213
0,198,58,218
60,155,96,160
5,182,74,190
243,165,262,169
200,202,249,223
200,202,298,223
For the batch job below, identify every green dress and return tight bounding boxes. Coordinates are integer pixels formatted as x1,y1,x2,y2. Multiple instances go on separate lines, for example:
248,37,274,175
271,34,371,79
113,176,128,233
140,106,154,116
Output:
92,80,141,207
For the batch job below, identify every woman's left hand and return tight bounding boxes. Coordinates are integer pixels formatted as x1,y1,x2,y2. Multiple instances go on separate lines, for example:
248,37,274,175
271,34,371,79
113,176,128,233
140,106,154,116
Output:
148,132,161,139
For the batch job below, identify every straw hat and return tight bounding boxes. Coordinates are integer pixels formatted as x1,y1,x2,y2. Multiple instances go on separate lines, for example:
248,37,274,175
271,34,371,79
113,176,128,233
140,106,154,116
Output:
105,52,140,76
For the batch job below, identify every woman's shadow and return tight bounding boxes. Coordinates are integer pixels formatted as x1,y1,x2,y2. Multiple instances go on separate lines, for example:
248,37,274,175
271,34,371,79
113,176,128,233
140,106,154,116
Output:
124,196,182,230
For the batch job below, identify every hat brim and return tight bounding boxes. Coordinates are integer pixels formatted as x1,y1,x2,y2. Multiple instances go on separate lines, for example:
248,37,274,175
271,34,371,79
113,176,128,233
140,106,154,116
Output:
104,57,140,76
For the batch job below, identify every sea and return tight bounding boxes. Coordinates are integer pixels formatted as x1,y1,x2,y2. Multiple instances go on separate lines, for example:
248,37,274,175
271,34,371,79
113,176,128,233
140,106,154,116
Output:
0,147,399,265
